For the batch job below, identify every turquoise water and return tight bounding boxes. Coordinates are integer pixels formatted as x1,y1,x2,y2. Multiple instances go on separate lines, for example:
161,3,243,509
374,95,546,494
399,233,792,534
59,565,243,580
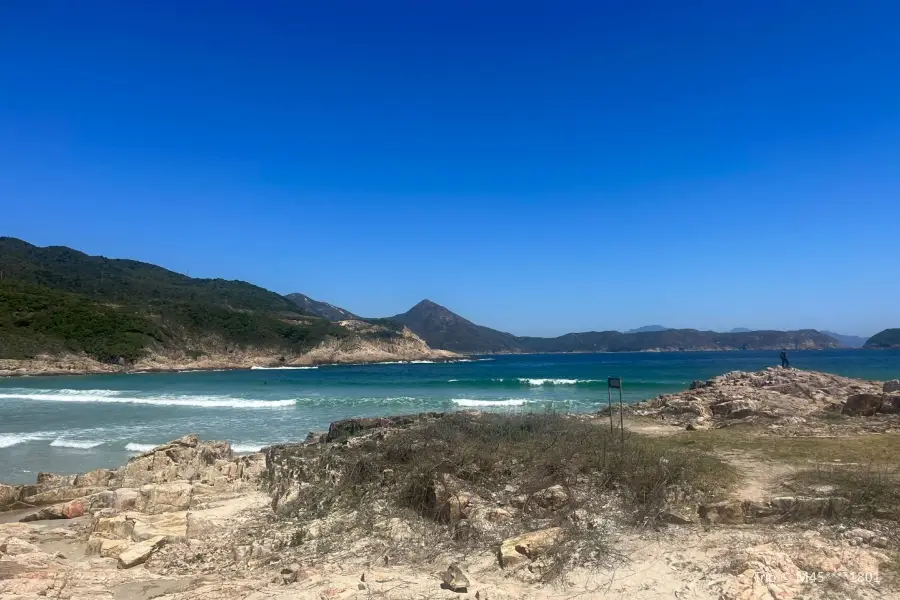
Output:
1,349,898,483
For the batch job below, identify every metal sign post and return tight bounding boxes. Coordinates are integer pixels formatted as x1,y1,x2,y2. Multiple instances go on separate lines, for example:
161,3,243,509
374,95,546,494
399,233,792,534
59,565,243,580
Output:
608,377,624,448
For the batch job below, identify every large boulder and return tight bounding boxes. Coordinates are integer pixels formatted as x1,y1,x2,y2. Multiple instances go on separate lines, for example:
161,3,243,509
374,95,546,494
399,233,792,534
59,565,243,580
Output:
130,511,188,543
842,393,883,416
879,395,900,414
114,488,141,510
0,484,35,511
35,473,76,488
92,514,136,540
137,482,193,514
884,380,900,393
74,468,115,488
23,486,107,506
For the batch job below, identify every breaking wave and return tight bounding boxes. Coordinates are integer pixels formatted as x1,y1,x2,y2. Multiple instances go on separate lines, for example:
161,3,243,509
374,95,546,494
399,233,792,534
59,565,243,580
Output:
250,366,318,370
452,398,530,407
0,389,296,409
232,443,266,453
125,443,157,452
0,432,54,448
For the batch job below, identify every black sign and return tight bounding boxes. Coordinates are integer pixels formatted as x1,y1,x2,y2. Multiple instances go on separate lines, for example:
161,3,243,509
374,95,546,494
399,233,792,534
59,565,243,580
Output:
608,377,622,389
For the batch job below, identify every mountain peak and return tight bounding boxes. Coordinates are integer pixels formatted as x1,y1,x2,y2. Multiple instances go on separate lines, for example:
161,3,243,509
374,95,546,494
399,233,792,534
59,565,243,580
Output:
285,293,360,322
411,299,442,310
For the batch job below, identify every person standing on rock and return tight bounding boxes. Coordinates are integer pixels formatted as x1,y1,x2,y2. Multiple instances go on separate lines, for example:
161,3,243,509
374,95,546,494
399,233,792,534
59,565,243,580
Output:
779,350,790,368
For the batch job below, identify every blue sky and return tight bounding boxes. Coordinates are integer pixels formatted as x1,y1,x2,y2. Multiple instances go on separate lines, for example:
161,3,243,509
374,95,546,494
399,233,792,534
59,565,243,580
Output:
1,1,898,337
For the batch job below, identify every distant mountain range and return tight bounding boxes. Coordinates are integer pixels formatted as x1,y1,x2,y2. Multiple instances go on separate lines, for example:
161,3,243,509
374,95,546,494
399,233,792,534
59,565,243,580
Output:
381,300,841,354
822,331,869,348
0,237,888,366
288,296,889,354
625,325,670,334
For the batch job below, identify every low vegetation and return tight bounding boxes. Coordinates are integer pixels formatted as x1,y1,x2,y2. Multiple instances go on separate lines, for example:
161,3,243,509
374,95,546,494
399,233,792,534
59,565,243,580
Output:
789,465,900,522
270,412,736,580
659,424,900,465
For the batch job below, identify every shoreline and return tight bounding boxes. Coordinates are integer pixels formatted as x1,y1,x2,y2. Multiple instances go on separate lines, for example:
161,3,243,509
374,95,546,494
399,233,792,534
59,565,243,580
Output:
2,347,884,379
0,352,467,378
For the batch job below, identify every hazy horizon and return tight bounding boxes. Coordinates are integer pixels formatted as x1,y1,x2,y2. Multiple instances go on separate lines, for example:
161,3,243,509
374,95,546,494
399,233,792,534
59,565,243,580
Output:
2,3,898,336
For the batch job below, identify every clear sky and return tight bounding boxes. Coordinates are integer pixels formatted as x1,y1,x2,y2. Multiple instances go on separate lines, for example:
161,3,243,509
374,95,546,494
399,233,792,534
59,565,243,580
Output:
1,2,898,337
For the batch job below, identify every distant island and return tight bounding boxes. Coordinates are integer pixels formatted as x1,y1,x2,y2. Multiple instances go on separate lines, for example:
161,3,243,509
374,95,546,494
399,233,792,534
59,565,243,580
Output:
864,329,900,349
1,237,893,375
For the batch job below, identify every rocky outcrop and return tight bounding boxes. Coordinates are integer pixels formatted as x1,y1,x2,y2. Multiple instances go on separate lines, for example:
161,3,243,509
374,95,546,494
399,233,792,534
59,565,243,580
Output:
137,482,193,514
2,435,263,523
842,393,884,416
884,379,900,393
629,367,893,427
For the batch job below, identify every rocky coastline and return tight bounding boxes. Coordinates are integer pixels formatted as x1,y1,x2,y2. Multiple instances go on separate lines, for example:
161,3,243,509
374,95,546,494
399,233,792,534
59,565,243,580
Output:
1,368,899,599
0,340,460,377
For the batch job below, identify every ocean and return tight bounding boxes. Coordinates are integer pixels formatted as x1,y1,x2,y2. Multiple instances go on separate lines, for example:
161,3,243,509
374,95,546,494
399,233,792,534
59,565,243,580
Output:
1,349,898,483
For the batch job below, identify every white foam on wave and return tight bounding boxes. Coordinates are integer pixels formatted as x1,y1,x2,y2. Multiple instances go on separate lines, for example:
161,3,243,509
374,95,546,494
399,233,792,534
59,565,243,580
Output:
50,438,104,449
250,366,318,370
519,378,582,385
125,443,157,453
0,389,296,409
0,432,54,448
452,398,530,407
232,443,266,453
409,360,435,364
487,378,600,386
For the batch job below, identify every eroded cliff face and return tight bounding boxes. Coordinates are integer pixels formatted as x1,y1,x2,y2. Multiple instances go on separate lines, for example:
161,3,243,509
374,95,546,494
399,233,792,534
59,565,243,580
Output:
0,322,458,376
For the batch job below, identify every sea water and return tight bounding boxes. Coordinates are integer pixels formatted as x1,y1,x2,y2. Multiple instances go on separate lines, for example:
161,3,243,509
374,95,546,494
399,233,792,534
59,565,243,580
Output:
1,349,898,483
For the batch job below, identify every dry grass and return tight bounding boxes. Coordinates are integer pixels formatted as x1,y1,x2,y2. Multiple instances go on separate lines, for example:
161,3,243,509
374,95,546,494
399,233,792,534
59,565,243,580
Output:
788,464,900,521
273,411,736,580
660,427,900,465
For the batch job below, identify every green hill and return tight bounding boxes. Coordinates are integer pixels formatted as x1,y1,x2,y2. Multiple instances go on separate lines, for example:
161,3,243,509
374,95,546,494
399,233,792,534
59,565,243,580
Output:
864,329,900,349
0,237,347,363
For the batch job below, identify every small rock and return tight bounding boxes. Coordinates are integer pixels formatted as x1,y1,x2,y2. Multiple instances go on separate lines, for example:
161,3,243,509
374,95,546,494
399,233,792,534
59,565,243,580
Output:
698,500,744,525
499,527,564,568
442,563,470,593
117,535,166,569
658,510,694,525
873,537,889,549
0,537,41,555
232,545,251,564
358,583,366,591
280,563,302,584
847,528,875,543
